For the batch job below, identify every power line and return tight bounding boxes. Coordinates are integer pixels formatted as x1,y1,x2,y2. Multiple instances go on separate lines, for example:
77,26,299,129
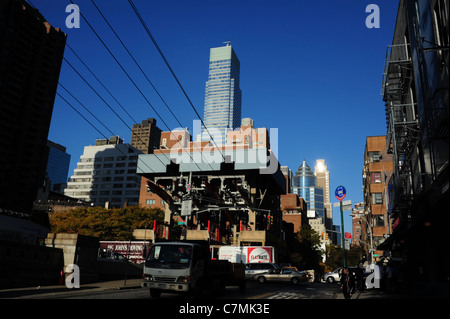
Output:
67,0,213,172
88,0,212,172
90,0,183,129
68,0,172,132
127,0,226,161
57,84,158,173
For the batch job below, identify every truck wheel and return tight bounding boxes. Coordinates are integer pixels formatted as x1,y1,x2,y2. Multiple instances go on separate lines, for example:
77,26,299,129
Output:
291,277,299,285
257,276,266,284
150,289,161,299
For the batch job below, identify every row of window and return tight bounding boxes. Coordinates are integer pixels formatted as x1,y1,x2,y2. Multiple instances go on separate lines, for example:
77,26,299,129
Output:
79,156,138,163
145,199,166,205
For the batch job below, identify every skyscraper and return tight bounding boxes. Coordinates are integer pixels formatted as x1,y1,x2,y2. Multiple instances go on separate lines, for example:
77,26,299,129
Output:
202,43,242,144
292,160,324,219
46,140,71,194
314,159,332,225
0,0,66,215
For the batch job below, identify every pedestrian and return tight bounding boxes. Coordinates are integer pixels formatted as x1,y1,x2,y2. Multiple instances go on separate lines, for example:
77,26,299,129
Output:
340,267,356,299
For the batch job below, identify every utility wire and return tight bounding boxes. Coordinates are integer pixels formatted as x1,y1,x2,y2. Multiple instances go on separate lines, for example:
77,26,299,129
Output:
89,0,212,172
127,0,226,161
68,0,172,132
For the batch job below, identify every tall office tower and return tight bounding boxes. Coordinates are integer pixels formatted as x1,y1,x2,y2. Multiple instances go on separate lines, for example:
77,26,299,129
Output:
292,160,324,219
202,43,242,144
46,140,71,194
0,0,66,215
314,159,333,229
64,137,142,208
130,118,162,154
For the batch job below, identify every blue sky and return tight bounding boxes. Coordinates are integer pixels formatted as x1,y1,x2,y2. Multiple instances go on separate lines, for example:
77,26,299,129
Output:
32,0,399,232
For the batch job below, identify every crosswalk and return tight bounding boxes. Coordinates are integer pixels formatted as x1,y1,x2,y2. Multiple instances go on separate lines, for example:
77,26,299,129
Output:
249,288,337,299
267,291,308,299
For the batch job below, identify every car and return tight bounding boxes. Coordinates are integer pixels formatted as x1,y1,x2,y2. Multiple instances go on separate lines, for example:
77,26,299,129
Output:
253,268,309,284
245,263,280,279
322,266,369,285
322,267,342,283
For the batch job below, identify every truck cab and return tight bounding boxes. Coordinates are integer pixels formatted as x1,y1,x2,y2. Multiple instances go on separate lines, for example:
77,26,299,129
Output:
141,241,244,298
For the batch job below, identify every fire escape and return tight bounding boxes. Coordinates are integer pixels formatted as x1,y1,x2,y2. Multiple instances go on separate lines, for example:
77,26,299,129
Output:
381,43,420,230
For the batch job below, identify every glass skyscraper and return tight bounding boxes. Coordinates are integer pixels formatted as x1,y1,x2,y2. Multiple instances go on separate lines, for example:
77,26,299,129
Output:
292,160,324,219
202,43,242,144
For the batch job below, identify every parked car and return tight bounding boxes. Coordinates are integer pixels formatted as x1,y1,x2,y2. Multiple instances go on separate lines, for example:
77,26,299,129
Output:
245,263,280,279
253,268,309,284
322,267,342,283
322,266,369,285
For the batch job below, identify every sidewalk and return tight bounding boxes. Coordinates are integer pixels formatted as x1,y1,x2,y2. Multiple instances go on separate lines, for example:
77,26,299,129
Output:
335,288,408,299
0,278,143,299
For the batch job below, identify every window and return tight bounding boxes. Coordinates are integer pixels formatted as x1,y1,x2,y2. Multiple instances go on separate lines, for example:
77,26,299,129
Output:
368,152,381,162
371,193,383,205
146,199,155,205
373,215,385,227
371,172,382,183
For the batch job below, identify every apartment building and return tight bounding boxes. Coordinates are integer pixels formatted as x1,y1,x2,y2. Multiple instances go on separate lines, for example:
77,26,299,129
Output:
64,137,141,208
362,136,394,260
0,0,66,215
379,0,448,298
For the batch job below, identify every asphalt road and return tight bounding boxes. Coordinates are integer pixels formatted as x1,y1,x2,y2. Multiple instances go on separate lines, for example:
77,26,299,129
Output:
0,279,345,300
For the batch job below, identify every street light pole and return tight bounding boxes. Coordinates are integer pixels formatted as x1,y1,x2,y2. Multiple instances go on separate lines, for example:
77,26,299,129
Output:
340,200,347,268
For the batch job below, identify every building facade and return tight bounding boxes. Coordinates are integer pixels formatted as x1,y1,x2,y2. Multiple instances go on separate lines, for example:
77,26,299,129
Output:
314,159,334,239
46,140,71,194
362,135,394,259
64,137,141,208
0,0,66,215
130,118,162,154
379,0,448,298
292,160,324,219
202,43,242,144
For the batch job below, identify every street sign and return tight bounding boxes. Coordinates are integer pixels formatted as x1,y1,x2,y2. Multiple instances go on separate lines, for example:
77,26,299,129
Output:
335,185,346,201
344,232,352,239
181,194,192,216
334,200,352,209
344,238,350,250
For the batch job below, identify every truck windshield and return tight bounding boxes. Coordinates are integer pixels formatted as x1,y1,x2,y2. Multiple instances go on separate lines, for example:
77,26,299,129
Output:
146,245,192,269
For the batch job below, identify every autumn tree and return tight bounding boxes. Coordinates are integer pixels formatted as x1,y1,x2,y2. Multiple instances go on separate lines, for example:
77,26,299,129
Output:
50,206,164,240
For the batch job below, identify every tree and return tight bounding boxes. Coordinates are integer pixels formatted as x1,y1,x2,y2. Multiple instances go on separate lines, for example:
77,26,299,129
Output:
50,206,164,240
325,244,364,271
288,224,323,271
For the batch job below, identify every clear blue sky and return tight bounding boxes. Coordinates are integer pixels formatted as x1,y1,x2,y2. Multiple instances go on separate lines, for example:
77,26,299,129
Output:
32,0,399,232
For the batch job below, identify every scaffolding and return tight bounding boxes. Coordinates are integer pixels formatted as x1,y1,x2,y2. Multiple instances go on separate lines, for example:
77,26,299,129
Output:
381,44,420,220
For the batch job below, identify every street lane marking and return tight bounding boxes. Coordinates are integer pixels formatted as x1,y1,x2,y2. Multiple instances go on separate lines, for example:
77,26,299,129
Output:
247,291,275,299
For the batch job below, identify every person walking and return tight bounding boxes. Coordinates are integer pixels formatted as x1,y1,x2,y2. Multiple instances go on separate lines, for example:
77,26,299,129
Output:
340,267,356,299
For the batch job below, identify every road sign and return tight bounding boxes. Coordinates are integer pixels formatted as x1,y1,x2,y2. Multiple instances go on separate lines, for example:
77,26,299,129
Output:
335,185,346,201
344,232,352,239
334,200,352,209
344,238,350,250
181,194,192,216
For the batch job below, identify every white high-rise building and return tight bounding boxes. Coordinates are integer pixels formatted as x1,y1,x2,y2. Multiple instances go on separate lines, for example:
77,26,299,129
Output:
64,136,141,208
202,43,242,144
